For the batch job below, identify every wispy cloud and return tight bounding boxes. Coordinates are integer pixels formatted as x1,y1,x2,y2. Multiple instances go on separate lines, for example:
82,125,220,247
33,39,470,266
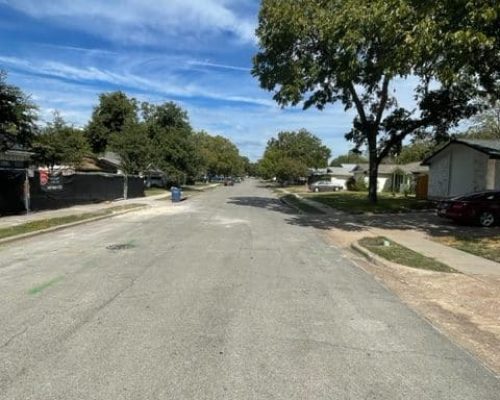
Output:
0,55,271,106
187,60,251,72
4,0,257,45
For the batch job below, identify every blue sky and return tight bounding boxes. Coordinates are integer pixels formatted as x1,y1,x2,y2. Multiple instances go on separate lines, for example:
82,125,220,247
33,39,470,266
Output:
1,0,380,160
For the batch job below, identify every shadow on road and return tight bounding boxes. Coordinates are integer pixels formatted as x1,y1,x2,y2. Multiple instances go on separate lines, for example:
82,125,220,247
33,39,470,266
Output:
227,196,500,239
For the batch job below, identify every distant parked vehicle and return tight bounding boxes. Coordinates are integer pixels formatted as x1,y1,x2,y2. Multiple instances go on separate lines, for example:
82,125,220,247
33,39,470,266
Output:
144,176,166,188
437,190,500,227
309,180,343,193
224,178,234,186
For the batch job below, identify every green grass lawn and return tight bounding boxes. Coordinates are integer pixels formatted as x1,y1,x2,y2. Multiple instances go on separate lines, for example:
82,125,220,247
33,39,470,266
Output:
359,237,457,273
305,191,433,214
435,235,500,263
0,204,144,240
281,194,325,214
282,185,310,194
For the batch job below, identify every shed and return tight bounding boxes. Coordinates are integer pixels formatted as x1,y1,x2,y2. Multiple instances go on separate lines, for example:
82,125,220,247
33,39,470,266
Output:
422,139,500,199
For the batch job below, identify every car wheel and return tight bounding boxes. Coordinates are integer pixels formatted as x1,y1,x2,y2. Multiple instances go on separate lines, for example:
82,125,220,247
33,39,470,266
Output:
479,211,495,227
314,187,320,193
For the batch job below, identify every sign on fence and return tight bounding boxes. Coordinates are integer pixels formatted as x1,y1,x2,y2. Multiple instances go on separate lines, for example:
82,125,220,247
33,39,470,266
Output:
39,169,63,192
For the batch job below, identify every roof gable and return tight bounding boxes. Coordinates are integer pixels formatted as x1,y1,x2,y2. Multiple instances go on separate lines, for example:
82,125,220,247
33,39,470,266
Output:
422,139,500,165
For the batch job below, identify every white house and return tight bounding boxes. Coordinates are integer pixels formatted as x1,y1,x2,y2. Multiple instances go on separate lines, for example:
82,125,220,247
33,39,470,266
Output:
352,163,429,193
309,167,354,189
422,139,500,199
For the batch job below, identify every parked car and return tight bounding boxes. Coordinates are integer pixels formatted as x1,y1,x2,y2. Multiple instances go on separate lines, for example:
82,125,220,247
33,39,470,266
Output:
309,180,343,193
437,190,500,227
224,178,234,186
144,176,166,188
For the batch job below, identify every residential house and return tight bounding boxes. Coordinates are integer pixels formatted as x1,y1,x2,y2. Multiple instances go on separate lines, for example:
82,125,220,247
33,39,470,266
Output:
352,163,429,193
422,139,500,199
309,167,354,190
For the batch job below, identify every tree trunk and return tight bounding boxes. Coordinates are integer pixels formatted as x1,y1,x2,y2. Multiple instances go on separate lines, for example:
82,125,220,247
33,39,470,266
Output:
367,133,379,204
123,174,128,200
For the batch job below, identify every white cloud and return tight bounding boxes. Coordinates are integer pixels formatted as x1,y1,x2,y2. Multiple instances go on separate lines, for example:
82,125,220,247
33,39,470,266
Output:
0,55,271,106
4,0,257,44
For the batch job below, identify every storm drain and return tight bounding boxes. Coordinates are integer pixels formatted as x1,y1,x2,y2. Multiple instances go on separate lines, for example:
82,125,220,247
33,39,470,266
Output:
106,243,135,251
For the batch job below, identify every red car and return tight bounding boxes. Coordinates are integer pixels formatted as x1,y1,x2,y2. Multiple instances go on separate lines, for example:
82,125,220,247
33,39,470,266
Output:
437,191,500,227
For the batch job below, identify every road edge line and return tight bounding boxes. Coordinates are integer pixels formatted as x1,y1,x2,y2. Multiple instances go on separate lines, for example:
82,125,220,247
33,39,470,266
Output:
0,205,148,245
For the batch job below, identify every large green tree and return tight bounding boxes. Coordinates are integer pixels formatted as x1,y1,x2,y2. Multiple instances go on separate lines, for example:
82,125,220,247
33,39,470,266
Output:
142,102,199,183
253,0,494,202
194,131,245,178
109,121,151,199
86,91,138,154
258,129,330,184
0,71,37,151
32,112,90,170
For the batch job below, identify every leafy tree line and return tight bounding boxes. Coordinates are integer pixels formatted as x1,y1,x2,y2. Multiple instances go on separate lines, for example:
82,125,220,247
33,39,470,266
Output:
0,73,249,184
253,0,499,203
258,129,331,183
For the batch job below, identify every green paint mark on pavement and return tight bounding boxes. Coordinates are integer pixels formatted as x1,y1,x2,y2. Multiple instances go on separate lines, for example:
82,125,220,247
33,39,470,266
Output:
28,276,64,295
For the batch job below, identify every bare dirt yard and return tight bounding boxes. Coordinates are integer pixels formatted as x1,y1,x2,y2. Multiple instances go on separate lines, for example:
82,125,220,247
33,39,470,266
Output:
324,220,500,376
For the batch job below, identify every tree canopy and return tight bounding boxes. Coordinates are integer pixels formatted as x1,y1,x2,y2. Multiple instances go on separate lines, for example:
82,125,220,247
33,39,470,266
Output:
109,121,151,176
258,129,330,183
253,0,498,202
32,112,90,170
0,71,37,152
86,91,138,154
194,131,245,178
142,101,199,182
0,72,251,186
330,152,368,167
461,101,500,140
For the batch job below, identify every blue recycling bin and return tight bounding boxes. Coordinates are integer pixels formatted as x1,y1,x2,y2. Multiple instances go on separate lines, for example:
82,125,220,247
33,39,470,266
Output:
171,187,182,203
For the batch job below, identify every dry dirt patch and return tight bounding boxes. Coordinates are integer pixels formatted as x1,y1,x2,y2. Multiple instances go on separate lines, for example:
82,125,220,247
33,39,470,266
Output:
325,230,500,375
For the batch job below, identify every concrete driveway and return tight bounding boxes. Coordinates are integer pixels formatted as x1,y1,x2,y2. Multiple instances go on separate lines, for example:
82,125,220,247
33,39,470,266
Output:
0,179,498,399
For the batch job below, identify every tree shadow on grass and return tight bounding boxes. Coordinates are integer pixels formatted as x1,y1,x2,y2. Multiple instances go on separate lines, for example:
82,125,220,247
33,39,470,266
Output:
227,196,500,239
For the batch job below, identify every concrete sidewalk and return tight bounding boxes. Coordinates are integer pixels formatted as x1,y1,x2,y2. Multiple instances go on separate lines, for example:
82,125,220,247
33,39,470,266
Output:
0,193,169,229
371,228,500,276
290,193,500,277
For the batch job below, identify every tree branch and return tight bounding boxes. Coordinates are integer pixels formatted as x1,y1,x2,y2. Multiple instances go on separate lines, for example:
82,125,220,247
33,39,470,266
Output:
348,83,368,125
375,76,391,126
377,119,428,163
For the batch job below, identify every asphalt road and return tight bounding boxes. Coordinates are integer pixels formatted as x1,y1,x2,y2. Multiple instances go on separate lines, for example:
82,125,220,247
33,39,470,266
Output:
1,180,498,399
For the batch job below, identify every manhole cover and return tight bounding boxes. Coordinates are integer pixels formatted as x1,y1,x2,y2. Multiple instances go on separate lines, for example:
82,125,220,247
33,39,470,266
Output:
106,243,135,251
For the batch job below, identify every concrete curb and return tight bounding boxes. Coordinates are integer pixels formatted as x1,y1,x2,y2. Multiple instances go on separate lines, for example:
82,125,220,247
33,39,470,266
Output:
0,205,148,246
279,196,304,214
350,241,396,269
277,189,326,214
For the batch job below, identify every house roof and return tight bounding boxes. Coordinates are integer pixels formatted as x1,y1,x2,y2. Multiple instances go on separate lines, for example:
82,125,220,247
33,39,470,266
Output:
327,167,354,177
422,139,500,165
309,168,329,176
353,162,428,175
401,162,429,174
340,163,359,172
309,167,353,177
354,163,402,174
99,151,122,167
